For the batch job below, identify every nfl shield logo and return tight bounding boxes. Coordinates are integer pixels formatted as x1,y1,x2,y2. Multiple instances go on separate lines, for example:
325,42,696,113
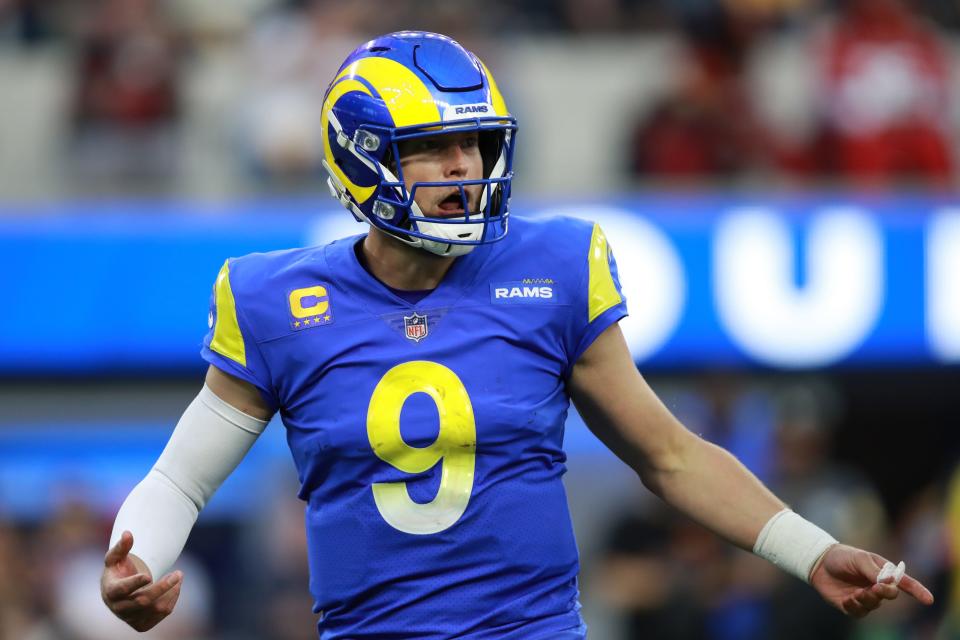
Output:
403,312,429,342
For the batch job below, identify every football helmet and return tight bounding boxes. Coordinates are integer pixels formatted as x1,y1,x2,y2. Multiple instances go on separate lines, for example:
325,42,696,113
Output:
320,31,517,257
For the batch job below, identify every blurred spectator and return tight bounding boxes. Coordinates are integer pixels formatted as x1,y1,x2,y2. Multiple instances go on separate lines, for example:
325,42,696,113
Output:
245,483,317,640
944,465,960,637
561,0,622,32
0,521,35,639
237,0,500,187
916,0,960,31
666,378,782,640
766,382,886,640
886,478,951,638
593,507,709,639
808,0,954,185
390,0,494,40
594,497,780,640
769,383,887,551
238,0,373,187
658,377,779,483
0,0,64,45
687,376,778,483
494,0,567,31
68,0,184,192
627,38,772,182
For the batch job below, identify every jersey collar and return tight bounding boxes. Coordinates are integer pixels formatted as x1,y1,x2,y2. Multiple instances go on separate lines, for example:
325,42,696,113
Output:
323,233,493,313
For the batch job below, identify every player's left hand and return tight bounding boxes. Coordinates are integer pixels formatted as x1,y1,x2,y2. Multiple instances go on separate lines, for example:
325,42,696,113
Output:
810,544,934,617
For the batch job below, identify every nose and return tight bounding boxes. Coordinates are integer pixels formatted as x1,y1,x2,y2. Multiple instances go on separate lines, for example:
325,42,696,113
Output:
443,143,469,179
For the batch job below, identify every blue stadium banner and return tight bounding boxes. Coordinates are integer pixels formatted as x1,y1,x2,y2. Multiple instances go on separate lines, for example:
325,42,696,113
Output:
2,194,958,373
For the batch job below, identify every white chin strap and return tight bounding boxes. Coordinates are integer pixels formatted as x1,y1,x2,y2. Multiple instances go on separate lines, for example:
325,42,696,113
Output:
415,210,484,257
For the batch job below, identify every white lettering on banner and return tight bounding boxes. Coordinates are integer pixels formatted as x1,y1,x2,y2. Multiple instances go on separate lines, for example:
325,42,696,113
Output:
714,207,884,367
541,206,685,360
927,211,960,362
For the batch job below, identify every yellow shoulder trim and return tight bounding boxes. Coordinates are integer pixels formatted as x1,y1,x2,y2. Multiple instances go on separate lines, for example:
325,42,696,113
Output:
210,260,247,367
587,224,623,323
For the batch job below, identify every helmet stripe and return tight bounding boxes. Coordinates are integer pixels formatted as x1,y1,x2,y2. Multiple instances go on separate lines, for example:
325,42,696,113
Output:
335,57,441,127
322,79,377,205
477,59,508,117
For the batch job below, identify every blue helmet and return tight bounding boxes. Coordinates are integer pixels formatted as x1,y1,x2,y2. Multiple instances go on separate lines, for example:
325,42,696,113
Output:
320,31,517,256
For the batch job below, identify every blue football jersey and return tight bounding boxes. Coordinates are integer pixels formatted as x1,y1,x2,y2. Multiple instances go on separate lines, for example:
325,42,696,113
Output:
201,215,627,640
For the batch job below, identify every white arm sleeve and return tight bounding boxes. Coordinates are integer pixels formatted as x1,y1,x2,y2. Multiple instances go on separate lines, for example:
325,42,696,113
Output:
109,384,269,580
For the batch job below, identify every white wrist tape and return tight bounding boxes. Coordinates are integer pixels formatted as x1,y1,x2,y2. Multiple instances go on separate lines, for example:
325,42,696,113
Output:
753,509,838,583
109,384,268,580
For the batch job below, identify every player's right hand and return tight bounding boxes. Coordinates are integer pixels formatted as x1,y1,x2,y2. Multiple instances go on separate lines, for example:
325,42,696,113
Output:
100,530,183,632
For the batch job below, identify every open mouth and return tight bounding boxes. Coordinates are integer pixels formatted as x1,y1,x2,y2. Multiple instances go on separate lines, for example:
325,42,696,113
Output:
430,191,481,239
436,192,468,217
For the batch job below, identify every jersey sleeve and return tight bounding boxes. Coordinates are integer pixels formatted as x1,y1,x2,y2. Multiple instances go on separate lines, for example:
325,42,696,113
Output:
200,259,279,411
563,222,629,376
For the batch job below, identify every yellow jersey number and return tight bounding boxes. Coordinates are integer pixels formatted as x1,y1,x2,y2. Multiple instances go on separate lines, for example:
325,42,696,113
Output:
366,361,476,535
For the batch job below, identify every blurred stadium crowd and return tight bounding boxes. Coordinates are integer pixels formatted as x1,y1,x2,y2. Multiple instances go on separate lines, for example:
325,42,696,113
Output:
1,0,960,196
0,0,959,639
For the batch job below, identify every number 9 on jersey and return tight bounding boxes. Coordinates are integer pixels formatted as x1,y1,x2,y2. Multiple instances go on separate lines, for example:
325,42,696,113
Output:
366,361,477,535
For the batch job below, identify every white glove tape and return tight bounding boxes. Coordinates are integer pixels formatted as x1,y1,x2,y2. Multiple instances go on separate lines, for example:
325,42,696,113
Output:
753,509,838,583
877,561,906,585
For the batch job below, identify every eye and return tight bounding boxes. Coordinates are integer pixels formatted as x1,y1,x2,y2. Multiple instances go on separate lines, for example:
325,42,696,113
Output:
416,139,440,152
461,135,479,149
400,139,438,156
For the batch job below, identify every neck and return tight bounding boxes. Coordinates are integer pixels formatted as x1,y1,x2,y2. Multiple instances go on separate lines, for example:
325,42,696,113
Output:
361,227,456,291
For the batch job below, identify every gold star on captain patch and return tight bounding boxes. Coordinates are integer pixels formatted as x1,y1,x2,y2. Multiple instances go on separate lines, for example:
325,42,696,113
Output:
323,314,331,322
294,321,301,327
303,318,311,325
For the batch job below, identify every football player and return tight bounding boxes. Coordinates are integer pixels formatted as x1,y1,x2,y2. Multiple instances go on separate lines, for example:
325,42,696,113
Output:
100,31,933,638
